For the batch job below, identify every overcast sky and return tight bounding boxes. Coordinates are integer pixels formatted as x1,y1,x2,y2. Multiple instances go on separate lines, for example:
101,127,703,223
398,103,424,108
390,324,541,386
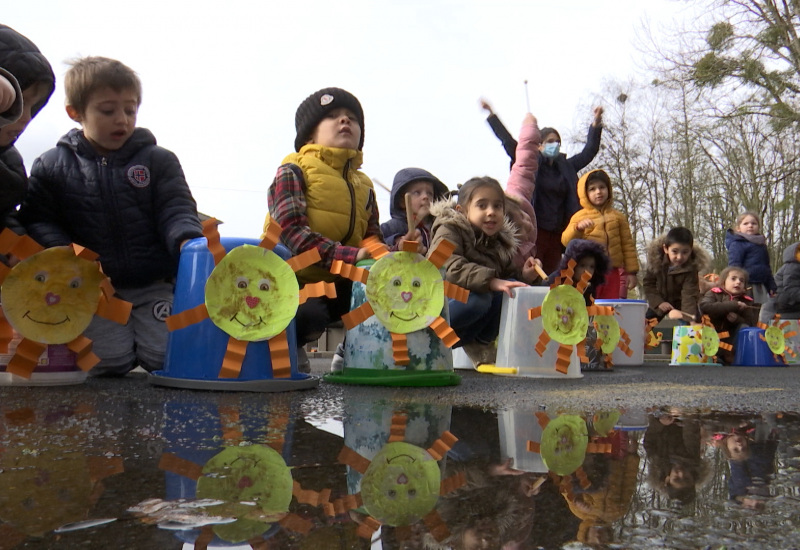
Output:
5,0,695,238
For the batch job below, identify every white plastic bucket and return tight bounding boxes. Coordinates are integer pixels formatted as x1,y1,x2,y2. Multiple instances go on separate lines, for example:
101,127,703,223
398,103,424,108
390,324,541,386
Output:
495,286,582,378
594,299,648,366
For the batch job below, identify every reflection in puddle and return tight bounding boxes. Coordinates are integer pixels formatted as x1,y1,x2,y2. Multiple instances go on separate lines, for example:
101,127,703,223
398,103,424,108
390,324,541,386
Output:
1,395,799,548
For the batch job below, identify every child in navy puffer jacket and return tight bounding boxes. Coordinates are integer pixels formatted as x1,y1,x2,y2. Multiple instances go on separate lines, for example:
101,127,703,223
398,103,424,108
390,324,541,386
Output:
725,211,776,304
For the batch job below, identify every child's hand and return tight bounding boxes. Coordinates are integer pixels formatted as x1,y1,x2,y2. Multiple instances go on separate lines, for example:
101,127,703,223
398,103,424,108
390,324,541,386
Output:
521,257,543,283
576,219,594,231
356,247,371,262
592,106,604,127
727,311,739,322
522,113,537,126
0,75,16,113
667,309,684,320
626,274,638,290
489,278,528,298
658,301,673,313
737,301,747,310
479,98,494,115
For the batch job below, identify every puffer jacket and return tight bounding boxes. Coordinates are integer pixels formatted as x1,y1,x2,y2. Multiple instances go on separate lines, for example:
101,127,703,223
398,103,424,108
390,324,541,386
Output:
428,199,519,293
775,242,800,316
0,24,55,233
20,128,203,288
699,287,759,332
725,229,777,292
561,169,639,273
642,234,711,316
505,119,540,265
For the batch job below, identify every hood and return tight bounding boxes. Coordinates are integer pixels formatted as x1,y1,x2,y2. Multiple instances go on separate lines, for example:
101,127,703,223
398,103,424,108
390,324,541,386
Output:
0,25,55,121
782,242,800,263
552,238,611,288
388,167,449,219
645,232,712,275
429,198,519,256
576,169,613,210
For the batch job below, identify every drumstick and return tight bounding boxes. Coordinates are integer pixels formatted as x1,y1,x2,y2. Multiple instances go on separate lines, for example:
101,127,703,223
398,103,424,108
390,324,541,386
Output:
405,193,416,229
534,263,548,280
524,80,531,112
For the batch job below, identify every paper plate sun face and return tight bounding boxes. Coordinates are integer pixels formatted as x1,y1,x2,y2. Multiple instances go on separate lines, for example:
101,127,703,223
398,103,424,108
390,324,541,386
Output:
764,325,785,355
365,251,444,334
1,247,104,344
539,414,589,476
541,285,589,345
594,315,621,355
205,245,299,341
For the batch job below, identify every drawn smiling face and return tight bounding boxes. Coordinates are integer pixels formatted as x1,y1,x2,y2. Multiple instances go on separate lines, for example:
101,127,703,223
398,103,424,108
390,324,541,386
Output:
541,286,589,345
764,325,785,355
593,315,621,354
1,247,104,344
205,245,298,341
365,251,444,334
540,414,589,476
700,325,721,357
360,441,441,526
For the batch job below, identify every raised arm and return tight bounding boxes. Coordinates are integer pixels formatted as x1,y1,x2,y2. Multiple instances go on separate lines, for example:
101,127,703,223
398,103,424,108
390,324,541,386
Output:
567,106,603,171
480,98,518,162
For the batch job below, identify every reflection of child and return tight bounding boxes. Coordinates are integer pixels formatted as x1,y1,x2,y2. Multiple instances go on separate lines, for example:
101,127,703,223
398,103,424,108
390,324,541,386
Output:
643,227,710,321
561,169,638,299
21,57,202,376
380,167,448,254
429,177,540,367
726,211,776,303
266,87,380,372
700,266,760,363
715,417,779,509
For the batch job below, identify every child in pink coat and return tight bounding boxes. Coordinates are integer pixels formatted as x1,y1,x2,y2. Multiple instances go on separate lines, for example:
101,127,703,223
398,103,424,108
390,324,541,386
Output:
505,113,540,271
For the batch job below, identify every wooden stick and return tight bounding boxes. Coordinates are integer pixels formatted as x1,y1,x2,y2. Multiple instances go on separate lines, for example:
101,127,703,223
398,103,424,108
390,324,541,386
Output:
524,80,531,112
371,177,391,193
405,193,416,229
534,263,548,280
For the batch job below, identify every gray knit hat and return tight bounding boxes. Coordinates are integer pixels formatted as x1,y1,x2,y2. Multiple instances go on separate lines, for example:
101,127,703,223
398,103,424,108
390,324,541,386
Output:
294,87,364,151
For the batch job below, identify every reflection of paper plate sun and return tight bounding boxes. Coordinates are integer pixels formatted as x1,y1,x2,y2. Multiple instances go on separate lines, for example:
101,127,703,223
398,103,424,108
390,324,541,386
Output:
538,414,588,476
528,259,615,374
0,230,132,378
333,412,465,542
331,237,469,365
167,218,334,378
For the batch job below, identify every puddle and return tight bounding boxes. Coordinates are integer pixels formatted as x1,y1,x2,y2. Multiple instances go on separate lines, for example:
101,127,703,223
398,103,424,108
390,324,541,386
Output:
1,391,799,549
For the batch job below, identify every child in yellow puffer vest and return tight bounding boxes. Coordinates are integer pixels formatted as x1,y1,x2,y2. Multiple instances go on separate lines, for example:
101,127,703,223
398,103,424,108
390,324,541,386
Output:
561,169,639,299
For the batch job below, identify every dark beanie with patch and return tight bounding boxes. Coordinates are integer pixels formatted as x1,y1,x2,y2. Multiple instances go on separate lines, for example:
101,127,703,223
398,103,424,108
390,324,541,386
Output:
294,87,364,152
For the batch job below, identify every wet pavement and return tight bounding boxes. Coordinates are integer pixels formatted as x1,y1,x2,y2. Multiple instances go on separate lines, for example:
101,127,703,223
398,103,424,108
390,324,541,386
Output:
2,356,800,549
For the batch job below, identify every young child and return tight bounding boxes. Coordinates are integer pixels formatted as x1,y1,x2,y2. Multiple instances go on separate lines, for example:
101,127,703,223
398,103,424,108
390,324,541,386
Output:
380,167,448,254
773,241,800,319
429,176,540,367
561,169,639,299
0,24,55,253
725,211,776,304
19,56,203,376
643,227,710,321
700,266,760,363
266,87,380,372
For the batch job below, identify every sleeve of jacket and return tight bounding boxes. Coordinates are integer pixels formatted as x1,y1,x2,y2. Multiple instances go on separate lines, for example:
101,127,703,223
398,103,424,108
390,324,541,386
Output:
777,264,800,306
486,114,518,163
617,213,639,273
726,238,745,267
506,122,540,230
19,153,74,247
429,225,495,292
679,270,701,313
699,289,738,318
643,269,664,309
561,209,589,247
150,147,203,258
0,146,26,220
567,123,603,172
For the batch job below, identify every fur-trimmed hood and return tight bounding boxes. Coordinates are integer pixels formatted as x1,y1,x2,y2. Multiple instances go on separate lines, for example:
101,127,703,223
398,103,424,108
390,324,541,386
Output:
429,198,519,262
644,233,711,275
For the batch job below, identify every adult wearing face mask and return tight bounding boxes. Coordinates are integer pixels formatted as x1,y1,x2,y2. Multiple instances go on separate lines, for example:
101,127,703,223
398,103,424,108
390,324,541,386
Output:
480,100,604,273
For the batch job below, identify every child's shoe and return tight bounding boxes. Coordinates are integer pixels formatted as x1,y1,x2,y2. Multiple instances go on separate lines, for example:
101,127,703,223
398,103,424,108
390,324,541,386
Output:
330,343,345,372
297,347,310,374
462,340,497,367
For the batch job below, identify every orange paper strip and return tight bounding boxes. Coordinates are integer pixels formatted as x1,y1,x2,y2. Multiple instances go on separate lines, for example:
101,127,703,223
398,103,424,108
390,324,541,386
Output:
201,218,226,265
424,510,451,542
528,306,542,320
165,303,209,331
356,516,381,539
443,281,469,303
299,281,337,305
527,440,541,453
95,294,133,325
427,239,455,269
341,302,374,330
71,243,99,262
158,452,204,480
337,446,371,474
429,316,460,347
218,336,248,378
400,240,419,253
556,343,572,374
389,414,407,442
259,216,283,250
6,338,47,379
286,247,322,272
440,471,466,495
279,513,312,535
361,235,389,260
535,331,550,356
427,431,458,460
269,330,292,378
330,259,369,284
535,411,550,429
392,332,410,365
68,335,100,371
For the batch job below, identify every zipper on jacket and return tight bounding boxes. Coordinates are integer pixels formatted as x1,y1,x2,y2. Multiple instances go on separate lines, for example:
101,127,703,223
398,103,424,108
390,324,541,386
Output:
341,159,357,245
